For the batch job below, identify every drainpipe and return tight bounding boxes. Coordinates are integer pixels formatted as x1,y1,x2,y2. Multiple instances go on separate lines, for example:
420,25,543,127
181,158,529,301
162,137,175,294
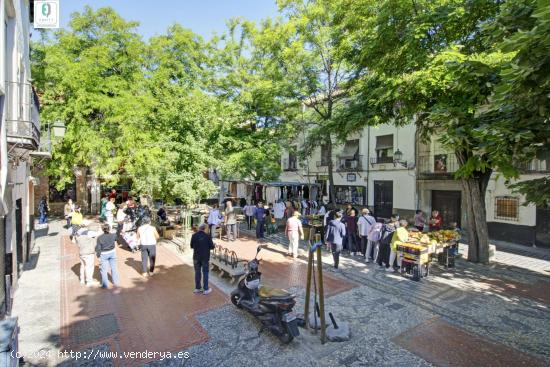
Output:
366,126,371,210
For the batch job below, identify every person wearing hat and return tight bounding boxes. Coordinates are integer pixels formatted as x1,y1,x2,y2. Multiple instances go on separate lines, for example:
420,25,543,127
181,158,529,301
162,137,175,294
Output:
190,223,215,294
285,211,304,259
357,208,376,260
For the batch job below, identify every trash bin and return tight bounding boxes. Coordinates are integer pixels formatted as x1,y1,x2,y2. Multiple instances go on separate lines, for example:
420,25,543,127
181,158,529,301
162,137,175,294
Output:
0,317,19,367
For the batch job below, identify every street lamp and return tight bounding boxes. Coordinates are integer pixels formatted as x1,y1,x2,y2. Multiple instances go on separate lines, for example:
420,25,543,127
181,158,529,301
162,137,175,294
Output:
393,148,407,167
51,120,66,138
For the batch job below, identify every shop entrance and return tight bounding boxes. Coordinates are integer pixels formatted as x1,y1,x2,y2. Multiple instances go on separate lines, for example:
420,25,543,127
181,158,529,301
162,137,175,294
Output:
432,190,461,227
536,207,550,248
15,199,23,265
374,180,393,219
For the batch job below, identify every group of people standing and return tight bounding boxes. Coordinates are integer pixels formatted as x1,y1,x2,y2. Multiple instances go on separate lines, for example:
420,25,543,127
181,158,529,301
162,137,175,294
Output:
324,205,448,272
72,193,160,289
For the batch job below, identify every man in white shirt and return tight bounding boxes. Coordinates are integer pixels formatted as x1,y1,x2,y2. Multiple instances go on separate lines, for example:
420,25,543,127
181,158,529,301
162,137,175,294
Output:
116,203,127,237
357,208,376,260
207,204,222,238
105,197,116,231
243,201,256,230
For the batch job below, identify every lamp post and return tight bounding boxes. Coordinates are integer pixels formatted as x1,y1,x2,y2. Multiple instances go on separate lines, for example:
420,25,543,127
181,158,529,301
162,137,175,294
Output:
393,148,407,167
51,120,66,138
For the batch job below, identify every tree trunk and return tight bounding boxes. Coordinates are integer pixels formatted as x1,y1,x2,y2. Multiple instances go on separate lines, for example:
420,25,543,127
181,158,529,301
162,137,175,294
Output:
456,151,492,263
327,137,336,204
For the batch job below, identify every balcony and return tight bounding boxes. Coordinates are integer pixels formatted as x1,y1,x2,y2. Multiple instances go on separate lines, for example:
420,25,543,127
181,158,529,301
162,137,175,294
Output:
316,159,332,168
370,156,394,165
517,159,550,174
282,158,298,171
5,81,40,150
337,155,362,172
418,154,458,179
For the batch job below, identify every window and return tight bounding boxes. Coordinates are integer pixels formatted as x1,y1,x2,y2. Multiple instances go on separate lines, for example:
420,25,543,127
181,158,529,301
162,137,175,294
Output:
375,135,393,163
495,196,519,221
287,146,297,170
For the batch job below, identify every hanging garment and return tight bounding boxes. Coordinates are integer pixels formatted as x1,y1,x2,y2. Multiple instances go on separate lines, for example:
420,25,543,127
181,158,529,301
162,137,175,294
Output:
274,202,285,219
236,183,247,199
266,187,280,204
310,186,319,201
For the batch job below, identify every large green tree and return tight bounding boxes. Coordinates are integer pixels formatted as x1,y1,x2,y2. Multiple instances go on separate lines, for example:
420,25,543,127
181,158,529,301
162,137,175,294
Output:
337,0,549,262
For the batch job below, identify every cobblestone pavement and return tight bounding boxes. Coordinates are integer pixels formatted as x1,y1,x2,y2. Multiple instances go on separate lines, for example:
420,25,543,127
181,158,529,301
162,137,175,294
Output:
12,221,550,366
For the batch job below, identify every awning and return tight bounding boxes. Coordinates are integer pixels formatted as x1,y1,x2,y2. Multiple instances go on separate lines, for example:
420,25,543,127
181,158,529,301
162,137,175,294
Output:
375,134,393,150
340,140,359,158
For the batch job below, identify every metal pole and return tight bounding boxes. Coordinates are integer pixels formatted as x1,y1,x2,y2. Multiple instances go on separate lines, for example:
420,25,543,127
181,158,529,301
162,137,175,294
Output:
316,244,327,344
304,245,314,330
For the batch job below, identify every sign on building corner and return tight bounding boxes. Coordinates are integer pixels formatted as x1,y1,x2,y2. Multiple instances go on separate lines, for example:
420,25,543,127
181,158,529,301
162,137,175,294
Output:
34,0,59,29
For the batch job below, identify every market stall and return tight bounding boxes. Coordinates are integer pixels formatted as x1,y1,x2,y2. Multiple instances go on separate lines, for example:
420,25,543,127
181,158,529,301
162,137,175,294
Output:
396,229,461,281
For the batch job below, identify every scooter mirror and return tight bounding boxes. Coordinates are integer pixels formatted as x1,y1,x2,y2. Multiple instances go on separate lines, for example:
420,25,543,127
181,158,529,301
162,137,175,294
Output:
256,246,262,254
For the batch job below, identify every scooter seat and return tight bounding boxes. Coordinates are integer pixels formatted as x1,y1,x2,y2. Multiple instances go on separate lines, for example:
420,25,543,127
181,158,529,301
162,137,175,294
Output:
258,285,293,299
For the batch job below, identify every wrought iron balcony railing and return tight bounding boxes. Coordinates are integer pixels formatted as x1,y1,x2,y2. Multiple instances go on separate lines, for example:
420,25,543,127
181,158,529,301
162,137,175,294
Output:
5,81,40,150
337,155,362,171
282,158,298,171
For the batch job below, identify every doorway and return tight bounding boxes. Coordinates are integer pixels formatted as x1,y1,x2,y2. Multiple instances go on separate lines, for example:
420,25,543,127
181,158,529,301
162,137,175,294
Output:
431,190,461,228
536,207,550,248
15,199,23,265
374,180,393,219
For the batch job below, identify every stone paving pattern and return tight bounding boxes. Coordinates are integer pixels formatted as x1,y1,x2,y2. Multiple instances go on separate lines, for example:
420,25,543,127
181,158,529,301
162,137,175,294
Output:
11,221,550,366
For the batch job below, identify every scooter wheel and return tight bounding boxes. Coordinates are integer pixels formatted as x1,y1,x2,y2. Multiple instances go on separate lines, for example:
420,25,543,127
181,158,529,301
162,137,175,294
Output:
278,333,294,344
230,293,242,309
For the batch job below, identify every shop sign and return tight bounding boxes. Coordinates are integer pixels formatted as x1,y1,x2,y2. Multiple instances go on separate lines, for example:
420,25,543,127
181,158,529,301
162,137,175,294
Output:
347,173,356,182
34,0,60,28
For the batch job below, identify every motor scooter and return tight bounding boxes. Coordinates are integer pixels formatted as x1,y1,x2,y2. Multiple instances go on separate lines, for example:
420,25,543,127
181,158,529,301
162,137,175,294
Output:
230,246,300,343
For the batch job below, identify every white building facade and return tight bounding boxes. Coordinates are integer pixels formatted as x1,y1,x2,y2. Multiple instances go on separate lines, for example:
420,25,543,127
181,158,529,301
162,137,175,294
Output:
280,122,417,220
0,0,43,315
281,122,550,247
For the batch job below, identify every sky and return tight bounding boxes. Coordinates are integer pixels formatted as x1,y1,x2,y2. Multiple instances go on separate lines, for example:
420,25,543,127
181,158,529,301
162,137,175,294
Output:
59,0,280,39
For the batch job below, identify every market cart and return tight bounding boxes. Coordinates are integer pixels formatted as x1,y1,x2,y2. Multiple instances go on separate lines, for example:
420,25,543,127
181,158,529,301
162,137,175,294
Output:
397,230,461,281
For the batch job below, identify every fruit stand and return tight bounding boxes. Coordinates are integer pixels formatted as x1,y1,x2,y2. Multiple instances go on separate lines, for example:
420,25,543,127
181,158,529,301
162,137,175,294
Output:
397,230,461,281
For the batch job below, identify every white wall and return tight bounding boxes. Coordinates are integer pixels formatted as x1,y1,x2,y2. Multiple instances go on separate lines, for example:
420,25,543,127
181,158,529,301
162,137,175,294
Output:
486,174,541,227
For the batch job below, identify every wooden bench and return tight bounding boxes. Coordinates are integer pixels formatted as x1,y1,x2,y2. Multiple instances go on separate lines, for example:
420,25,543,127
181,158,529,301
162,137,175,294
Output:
210,244,247,283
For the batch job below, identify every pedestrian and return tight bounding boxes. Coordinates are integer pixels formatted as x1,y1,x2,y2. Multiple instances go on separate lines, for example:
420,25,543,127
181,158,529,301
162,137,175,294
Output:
377,218,398,269
116,203,127,237
243,201,255,230
367,219,384,263
70,206,84,242
343,209,359,256
109,188,117,201
157,206,168,224
207,203,222,239
76,227,100,287
254,201,266,239
224,200,237,241
95,223,120,289
137,216,159,277
429,210,443,231
325,211,346,271
387,219,409,272
38,196,49,225
357,208,376,259
414,210,426,232
285,211,304,258
266,203,277,236
64,199,74,228
191,223,215,295
99,196,108,222
105,197,116,230
345,203,358,217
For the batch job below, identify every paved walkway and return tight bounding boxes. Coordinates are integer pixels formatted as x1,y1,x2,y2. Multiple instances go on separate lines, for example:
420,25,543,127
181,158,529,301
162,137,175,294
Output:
11,221,550,366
